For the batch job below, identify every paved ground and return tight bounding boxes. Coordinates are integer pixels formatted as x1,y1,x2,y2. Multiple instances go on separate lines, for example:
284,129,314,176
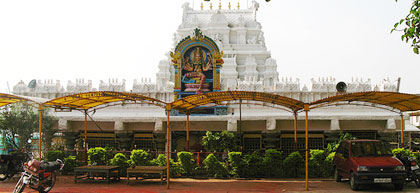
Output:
0,176,419,193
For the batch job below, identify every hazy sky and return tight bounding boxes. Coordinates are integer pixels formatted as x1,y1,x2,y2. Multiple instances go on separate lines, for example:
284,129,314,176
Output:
0,0,418,94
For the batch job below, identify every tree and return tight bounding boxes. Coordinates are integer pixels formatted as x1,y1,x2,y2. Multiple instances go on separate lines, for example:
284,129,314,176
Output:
0,104,57,151
37,108,58,150
392,0,420,54
202,131,239,152
0,103,37,149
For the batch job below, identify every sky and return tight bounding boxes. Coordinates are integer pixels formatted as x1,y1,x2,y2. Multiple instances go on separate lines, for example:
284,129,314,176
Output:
0,0,419,94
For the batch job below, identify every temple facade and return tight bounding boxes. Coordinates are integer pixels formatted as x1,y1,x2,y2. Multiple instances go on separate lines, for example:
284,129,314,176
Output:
12,1,418,153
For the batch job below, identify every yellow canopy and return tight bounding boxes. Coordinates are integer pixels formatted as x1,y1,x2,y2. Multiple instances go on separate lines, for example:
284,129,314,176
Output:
170,91,305,112
0,93,40,107
43,91,166,110
310,91,420,112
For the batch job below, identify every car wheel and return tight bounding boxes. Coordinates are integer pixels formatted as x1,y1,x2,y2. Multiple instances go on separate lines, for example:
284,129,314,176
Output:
394,183,404,191
349,173,359,191
334,168,342,182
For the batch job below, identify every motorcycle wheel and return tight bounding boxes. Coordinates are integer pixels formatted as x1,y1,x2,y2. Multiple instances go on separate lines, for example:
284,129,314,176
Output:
12,176,25,193
0,172,8,181
38,172,56,193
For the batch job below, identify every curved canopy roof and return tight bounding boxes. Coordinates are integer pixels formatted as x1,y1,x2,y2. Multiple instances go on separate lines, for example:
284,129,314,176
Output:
309,91,420,112
170,91,305,112
0,93,43,107
43,91,167,110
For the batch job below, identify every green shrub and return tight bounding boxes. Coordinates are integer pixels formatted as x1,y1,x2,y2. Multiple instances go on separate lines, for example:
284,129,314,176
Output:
324,152,335,177
283,151,304,178
392,148,413,159
104,146,116,165
88,147,107,165
202,131,239,152
151,154,182,177
203,153,228,178
326,132,354,154
241,152,264,178
45,150,65,162
309,149,326,178
130,149,151,166
413,152,420,163
62,156,78,174
263,149,283,178
227,152,243,177
177,151,195,176
110,153,129,175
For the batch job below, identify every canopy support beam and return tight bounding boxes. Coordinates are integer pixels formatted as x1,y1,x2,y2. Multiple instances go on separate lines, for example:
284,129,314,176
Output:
304,104,309,191
84,110,88,164
294,111,297,150
166,108,171,189
400,114,405,148
186,112,190,152
38,104,43,161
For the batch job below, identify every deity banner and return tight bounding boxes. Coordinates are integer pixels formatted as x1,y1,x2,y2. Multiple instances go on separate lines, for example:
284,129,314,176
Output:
171,28,224,99
181,46,213,94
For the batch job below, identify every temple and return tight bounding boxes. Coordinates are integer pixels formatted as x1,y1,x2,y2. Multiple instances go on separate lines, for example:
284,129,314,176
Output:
12,1,419,153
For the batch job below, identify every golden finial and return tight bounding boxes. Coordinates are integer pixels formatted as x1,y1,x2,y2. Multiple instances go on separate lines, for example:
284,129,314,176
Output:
228,2,231,10
201,2,203,10
210,3,213,10
219,1,222,10
237,2,240,10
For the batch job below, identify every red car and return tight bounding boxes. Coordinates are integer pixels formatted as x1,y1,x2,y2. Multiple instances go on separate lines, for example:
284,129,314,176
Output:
333,139,406,190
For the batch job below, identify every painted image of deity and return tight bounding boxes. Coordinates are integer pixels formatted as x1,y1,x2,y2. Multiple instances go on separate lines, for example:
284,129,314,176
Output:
181,46,213,94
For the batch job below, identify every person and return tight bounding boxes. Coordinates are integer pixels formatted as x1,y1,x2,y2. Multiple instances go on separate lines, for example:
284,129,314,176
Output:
183,47,212,94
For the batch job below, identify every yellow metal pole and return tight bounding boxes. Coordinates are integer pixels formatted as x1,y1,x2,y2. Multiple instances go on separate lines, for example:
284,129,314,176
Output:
304,104,309,191
84,111,87,164
186,113,190,152
38,105,43,161
166,109,171,189
400,114,404,148
294,112,298,149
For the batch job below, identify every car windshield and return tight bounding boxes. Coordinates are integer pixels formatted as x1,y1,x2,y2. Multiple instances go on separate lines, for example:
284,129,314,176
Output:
350,141,393,157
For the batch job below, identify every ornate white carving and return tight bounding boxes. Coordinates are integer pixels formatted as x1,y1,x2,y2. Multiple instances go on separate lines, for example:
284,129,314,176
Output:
65,79,92,93
99,78,125,92
382,77,398,92
12,80,29,94
311,77,336,92
220,54,238,90
262,58,278,89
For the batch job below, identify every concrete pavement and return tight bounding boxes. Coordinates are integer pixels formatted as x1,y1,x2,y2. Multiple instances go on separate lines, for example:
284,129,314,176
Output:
1,176,419,193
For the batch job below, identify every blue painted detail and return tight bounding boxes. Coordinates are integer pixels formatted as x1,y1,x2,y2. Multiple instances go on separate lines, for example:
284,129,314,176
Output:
175,69,178,74
216,69,220,73
181,74,213,84
171,105,228,116
174,89,181,92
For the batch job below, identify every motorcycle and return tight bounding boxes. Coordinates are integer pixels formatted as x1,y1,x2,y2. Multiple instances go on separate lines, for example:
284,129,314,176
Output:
0,151,32,181
13,159,64,193
397,155,420,188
